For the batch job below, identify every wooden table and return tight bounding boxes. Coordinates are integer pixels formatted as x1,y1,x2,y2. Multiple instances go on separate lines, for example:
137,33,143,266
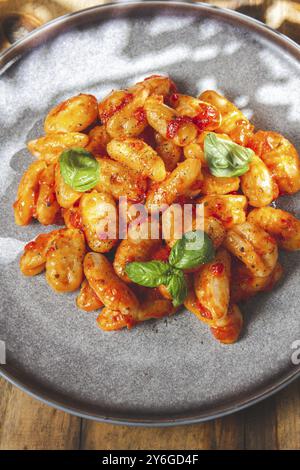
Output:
0,376,299,449
0,1,299,450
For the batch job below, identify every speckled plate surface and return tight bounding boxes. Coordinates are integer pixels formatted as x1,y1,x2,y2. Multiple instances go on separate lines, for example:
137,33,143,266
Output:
0,1,300,426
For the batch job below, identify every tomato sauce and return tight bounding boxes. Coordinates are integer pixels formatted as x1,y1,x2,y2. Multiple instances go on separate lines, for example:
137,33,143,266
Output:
100,93,133,123
192,103,219,131
166,116,192,139
195,299,213,320
210,262,224,276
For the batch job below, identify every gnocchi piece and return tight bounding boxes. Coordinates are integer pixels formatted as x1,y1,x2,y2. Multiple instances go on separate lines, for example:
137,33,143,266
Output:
85,126,111,157
27,132,89,164
76,279,103,311
154,132,181,172
240,155,278,207
55,163,82,209
248,131,300,194
231,261,283,303
134,75,176,97
62,204,83,230
198,194,247,228
98,90,133,124
45,228,86,292
194,249,231,326
84,252,139,314
199,90,254,146
79,191,118,252
96,158,147,202
106,86,149,138
247,207,300,251
45,94,98,133
224,222,278,278
13,160,46,226
201,169,240,195
202,216,226,249
146,159,202,209
210,304,243,344
114,238,161,283
20,230,59,276
97,307,135,331
184,286,215,326
97,287,176,331
107,138,166,182
184,289,243,344
144,96,198,147
183,136,207,165
171,94,221,131
162,205,225,249
36,164,60,225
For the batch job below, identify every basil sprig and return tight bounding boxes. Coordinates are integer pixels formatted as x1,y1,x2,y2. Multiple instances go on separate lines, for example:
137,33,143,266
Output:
125,230,215,307
59,147,100,192
164,269,188,307
169,231,214,270
204,132,254,177
125,261,170,288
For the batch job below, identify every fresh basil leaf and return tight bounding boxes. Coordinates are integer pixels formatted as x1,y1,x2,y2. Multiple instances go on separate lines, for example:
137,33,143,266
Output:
169,230,215,270
204,132,254,177
125,261,170,287
59,147,100,192
165,270,188,307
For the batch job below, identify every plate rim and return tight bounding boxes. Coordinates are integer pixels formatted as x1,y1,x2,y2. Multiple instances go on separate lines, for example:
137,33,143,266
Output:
1,0,300,426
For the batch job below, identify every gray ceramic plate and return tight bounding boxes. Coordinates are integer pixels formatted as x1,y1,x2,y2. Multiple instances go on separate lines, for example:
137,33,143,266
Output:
0,1,300,426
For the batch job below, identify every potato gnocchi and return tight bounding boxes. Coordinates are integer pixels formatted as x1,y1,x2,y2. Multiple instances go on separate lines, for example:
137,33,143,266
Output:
15,75,300,344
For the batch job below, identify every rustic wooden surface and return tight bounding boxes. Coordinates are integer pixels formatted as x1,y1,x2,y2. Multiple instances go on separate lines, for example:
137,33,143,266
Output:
0,376,299,449
0,0,299,450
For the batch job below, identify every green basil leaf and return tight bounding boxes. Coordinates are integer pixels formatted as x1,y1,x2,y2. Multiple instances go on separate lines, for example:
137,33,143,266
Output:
204,132,254,177
165,270,188,307
125,261,170,287
169,230,215,270
59,147,100,192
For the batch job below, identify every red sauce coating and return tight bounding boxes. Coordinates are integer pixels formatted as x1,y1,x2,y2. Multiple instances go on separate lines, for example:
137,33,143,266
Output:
100,92,133,123
166,116,193,139
192,103,219,131
281,218,294,230
152,245,171,262
168,93,179,107
24,240,36,252
248,132,272,156
189,179,203,191
210,262,224,276
133,107,146,124
195,299,213,320
69,209,83,230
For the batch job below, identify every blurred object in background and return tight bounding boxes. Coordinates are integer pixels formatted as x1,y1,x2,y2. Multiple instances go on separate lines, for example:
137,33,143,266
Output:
0,0,299,52
207,1,300,42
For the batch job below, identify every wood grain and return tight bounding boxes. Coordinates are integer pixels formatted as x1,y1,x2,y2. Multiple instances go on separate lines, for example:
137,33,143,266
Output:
276,380,300,449
0,377,81,450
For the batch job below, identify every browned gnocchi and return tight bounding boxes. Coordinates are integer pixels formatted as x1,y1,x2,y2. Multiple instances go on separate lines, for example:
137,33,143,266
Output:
28,132,89,164
15,75,300,345
45,228,86,292
45,94,98,133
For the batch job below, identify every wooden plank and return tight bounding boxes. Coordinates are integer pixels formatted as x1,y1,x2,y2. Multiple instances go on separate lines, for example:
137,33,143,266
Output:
0,377,81,450
276,379,300,450
81,412,244,450
81,421,213,450
213,413,245,449
244,394,278,449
